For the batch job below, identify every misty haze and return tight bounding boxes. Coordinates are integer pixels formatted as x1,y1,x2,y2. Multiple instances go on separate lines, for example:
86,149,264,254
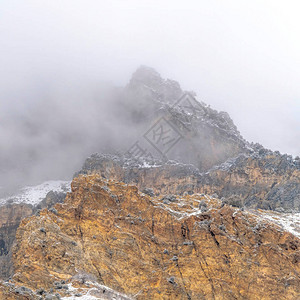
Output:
1,1,299,190
0,1,299,299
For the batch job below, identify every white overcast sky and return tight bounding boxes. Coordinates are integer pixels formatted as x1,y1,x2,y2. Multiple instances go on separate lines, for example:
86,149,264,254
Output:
0,0,299,155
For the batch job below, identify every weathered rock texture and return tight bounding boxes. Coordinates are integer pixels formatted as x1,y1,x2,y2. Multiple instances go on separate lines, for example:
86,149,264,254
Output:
12,174,300,299
77,150,300,212
0,191,67,282
0,281,36,300
0,204,33,279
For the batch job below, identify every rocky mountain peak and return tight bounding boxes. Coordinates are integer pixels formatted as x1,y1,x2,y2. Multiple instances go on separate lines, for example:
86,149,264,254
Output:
0,66,299,299
121,67,249,170
127,65,183,104
129,65,163,86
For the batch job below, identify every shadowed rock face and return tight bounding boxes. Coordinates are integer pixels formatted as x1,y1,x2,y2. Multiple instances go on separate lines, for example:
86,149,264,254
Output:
199,151,300,211
77,150,300,212
0,204,33,279
12,174,300,299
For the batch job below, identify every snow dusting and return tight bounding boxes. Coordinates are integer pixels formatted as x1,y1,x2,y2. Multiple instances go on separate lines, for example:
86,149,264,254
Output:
0,180,71,207
62,295,98,300
61,282,131,300
251,210,300,239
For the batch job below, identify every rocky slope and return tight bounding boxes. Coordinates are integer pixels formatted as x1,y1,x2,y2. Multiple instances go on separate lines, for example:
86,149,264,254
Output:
11,174,300,299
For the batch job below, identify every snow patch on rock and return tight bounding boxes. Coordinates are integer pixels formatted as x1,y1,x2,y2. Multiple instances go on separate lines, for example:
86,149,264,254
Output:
251,210,300,238
0,180,71,207
61,281,132,300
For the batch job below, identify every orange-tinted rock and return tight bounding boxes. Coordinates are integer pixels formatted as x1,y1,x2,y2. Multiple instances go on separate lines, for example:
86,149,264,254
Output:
12,175,300,299
78,153,300,211
0,281,36,299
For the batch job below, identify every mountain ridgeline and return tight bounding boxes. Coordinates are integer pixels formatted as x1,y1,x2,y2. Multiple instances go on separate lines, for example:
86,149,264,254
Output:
77,66,300,212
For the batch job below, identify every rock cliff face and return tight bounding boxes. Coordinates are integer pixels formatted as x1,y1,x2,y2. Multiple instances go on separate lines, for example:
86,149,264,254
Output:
77,150,300,212
200,151,300,211
0,190,67,282
12,174,300,299
0,204,33,279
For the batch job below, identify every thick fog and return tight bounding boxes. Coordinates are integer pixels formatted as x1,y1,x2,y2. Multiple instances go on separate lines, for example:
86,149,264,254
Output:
0,1,299,190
